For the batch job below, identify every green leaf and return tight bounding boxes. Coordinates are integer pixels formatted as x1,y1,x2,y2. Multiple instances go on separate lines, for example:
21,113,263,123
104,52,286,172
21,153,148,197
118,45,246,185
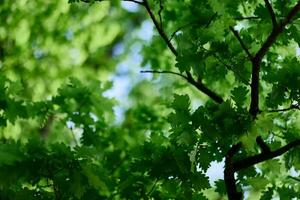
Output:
231,86,248,107
214,179,226,195
190,172,210,190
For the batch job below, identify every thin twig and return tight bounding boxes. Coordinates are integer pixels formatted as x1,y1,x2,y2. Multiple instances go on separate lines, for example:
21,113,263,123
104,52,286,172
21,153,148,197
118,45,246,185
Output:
84,0,223,103
169,22,195,42
140,70,223,103
213,54,250,85
140,70,189,80
264,0,278,28
229,26,253,60
205,12,218,28
234,16,260,20
143,0,177,56
80,0,145,5
266,104,300,113
288,176,300,182
168,12,217,42
147,178,158,196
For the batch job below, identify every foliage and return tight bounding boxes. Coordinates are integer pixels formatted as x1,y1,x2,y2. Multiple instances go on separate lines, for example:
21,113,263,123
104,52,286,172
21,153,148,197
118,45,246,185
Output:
0,0,300,199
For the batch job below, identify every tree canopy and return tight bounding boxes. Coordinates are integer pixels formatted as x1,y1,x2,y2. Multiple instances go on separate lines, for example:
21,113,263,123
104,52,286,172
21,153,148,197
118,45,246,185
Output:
0,0,300,199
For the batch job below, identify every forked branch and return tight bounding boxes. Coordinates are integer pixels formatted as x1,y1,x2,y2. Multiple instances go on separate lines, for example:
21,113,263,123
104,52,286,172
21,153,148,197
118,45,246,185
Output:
225,138,300,200
249,0,300,117
234,139,300,171
266,104,300,113
80,0,224,103
142,0,223,103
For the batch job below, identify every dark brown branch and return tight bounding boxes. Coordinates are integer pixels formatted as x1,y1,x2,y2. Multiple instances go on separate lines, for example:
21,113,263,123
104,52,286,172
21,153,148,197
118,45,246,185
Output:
257,0,300,60
224,143,243,200
213,54,250,85
256,136,271,152
143,0,177,56
225,138,300,199
185,72,223,103
86,0,223,103
229,26,253,60
250,1,300,117
140,70,224,103
80,0,144,5
266,104,300,113
142,0,223,104
264,0,278,28
234,16,260,20
288,176,300,182
233,139,300,171
140,70,188,79
124,0,144,5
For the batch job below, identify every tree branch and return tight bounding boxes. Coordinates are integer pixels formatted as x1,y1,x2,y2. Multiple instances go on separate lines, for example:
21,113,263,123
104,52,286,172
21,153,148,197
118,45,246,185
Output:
264,0,278,28
212,54,250,85
225,138,300,199
142,0,223,104
80,0,145,5
86,0,223,103
256,1,300,61
288,175,300,182
224,143,243,200
140,70,224,103
140,70,188,80
229,26,253,60
256,136,271,152
249,0,300,118
234,16,260,20
143,0,177,56
233,139,300,171
266,104,300,113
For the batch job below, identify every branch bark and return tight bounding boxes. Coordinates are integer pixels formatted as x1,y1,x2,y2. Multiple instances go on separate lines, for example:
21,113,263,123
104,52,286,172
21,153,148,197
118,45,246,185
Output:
233,139,300,171
266,104,300,113
140,70,224,103
264,0,278,28
224,138,300,200
229,26,253,60
142,0,223,104
224,143,243,200
249,0,300,117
